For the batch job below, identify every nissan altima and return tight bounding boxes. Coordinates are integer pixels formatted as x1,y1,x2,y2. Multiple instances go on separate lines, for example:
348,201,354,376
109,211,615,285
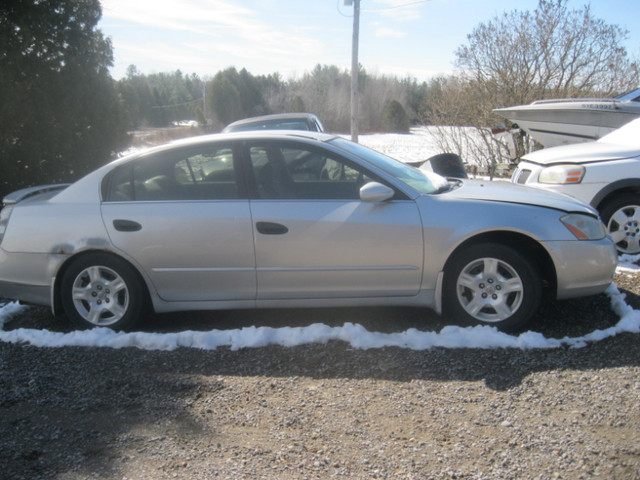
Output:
0,132,617,331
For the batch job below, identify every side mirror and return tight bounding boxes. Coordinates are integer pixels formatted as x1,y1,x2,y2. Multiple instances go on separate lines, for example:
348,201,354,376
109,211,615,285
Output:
359,182,395,202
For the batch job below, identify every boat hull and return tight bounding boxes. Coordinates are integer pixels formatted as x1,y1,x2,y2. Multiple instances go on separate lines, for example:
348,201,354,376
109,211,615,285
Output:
494,97,640,148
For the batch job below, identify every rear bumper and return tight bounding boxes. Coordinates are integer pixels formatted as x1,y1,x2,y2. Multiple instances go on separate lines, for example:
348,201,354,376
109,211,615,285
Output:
0,249,59,308
0,280,51,307
545,238,617,300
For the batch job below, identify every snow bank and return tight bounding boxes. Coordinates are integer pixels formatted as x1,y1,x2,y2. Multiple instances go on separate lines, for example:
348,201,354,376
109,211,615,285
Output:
1,275,638,352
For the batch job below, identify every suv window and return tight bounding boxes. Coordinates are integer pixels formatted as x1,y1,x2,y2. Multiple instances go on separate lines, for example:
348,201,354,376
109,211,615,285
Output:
105,146,239,201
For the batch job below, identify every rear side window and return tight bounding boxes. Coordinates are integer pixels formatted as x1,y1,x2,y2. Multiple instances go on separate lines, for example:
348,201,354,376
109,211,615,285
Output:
104,146,240,201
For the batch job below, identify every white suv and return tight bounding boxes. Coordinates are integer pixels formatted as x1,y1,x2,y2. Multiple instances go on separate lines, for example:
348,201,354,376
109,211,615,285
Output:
512,118,640,254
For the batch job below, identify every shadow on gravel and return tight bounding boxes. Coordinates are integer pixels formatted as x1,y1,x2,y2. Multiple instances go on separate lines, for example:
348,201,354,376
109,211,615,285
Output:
147,290,624,339
1,291,636,392
618,285,640,310
1,288,639,480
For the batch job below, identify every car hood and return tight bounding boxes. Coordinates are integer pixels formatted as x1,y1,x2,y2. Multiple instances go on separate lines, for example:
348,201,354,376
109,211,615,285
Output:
443,179,595,214
521,141,640,165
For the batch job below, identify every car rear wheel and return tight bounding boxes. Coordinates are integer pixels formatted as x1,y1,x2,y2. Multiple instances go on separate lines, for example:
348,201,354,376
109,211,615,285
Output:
600,194,640,255
61,253,145,331
443,244,542,331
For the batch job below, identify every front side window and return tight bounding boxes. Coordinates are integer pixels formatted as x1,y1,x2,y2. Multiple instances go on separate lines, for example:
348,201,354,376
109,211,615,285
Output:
248,143,377,200
105,146,239,201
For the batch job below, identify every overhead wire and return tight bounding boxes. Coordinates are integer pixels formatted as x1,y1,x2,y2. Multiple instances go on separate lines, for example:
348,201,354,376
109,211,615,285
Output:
337,0,431,17
363,0,432,12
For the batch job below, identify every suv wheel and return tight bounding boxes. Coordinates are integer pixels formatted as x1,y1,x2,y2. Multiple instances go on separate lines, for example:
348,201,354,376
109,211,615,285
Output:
600,194,640,255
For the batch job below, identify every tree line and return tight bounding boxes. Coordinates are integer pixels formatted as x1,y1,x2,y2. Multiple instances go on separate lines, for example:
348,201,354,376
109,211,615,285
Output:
117,64,424,134
1,0,638,199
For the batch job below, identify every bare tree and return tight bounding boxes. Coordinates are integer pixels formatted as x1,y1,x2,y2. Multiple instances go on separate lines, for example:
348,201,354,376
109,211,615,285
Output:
456,0,639,105
427,76,515,179
426,0,639,171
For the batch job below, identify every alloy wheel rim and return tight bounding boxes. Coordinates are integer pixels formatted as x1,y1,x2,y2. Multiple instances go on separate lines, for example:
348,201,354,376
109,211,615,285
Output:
456,257,524,323
71,265,129,326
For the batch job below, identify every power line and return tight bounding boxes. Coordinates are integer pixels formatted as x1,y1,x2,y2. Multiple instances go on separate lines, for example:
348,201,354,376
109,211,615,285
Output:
339,0,431,17
363,0,431,12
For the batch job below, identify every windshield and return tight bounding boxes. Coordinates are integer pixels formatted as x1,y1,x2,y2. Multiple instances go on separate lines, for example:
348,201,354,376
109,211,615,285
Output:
329,137,448,194
599,117,640,146
615,88,640,102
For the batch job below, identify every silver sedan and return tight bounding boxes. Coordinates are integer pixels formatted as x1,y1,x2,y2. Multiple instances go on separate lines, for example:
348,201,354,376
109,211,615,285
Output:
0,132,617,331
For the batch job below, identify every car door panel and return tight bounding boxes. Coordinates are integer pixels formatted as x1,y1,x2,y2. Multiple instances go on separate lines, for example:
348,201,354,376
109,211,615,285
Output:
102,201,255,302
101,143,256,303
250,200,424,299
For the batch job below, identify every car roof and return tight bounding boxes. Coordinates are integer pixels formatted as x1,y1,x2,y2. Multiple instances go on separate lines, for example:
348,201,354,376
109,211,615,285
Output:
175,130,334,145
120,131,339,162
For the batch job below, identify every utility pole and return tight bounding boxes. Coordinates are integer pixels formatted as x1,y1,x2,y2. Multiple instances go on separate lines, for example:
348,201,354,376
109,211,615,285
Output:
346,0,360,143
202,82,207,125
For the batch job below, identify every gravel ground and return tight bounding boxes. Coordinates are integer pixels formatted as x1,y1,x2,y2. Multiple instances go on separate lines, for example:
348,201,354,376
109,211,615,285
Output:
1,271,639,480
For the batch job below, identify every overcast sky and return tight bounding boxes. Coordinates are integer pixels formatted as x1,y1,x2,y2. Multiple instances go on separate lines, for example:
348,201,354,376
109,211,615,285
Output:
98,0,640,81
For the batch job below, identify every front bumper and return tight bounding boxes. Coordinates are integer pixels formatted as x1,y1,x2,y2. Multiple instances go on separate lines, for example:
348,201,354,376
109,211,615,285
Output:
545,238,617,300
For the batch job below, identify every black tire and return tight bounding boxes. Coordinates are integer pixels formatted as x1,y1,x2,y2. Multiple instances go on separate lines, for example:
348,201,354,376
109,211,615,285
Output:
60,252,145,331
443,244,542,332
599,194,640,255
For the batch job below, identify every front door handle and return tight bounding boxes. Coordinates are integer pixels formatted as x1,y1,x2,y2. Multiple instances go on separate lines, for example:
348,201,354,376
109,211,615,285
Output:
256,221,288,235
113,219,142,232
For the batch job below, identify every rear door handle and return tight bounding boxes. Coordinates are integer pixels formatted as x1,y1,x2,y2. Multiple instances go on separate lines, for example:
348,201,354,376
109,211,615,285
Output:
113,219,142,232
256,221,288,235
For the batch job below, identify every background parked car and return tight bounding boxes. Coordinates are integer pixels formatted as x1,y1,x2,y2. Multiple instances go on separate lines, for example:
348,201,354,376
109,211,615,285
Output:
512,118,640,254
222,113,324,133
0,131,616,332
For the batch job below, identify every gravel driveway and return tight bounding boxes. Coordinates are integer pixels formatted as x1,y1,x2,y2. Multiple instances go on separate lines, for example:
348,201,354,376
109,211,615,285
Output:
1,270,639,480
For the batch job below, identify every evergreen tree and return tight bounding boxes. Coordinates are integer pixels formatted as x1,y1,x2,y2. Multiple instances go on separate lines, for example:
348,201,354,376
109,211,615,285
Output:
208,67,267,126
382,100,410,133
0,0,129,198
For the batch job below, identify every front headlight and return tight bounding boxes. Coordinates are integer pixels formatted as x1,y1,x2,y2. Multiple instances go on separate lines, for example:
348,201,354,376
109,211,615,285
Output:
561,213,606,240
0,203,14,245
539,165,585,184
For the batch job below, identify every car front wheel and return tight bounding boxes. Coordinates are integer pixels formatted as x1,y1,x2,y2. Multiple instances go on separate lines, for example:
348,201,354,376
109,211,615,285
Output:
61,253,145,330
600,194,640,255
443,244,542,331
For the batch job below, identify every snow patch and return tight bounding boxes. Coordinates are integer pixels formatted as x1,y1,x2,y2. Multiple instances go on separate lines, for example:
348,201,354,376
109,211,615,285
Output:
617,253,640,273
1,284,638,352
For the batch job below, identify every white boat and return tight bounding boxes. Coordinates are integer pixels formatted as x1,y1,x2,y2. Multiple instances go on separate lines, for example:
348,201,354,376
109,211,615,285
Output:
493,88,640,148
